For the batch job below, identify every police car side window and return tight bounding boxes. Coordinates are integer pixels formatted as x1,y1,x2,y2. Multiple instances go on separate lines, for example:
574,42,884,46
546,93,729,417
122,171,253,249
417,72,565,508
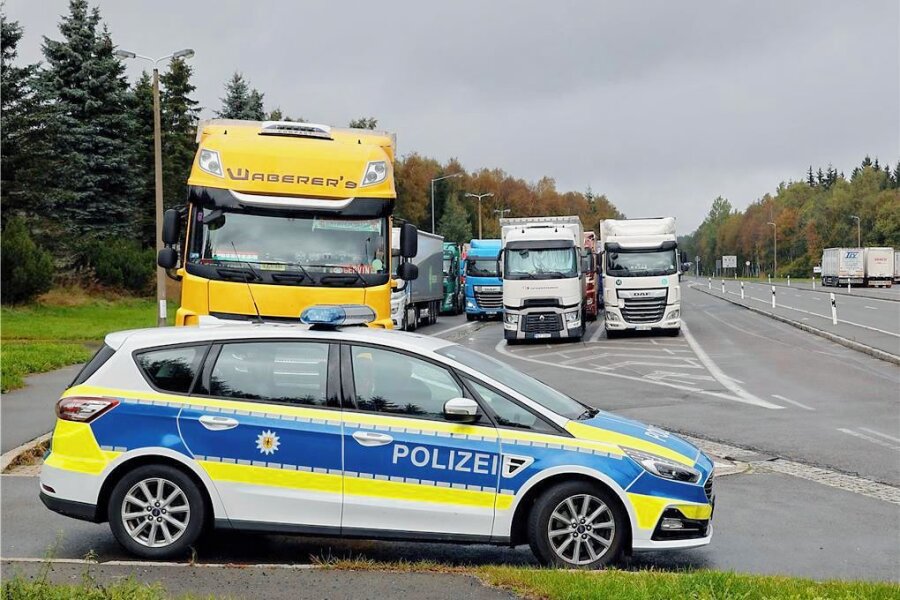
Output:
136,346,204,394
208,342,330,406
466,378,557,434
350,346,463,421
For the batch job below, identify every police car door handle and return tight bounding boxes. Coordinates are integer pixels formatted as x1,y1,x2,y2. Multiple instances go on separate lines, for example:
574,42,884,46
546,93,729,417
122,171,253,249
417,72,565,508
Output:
352,431,394,447
199,415,239,431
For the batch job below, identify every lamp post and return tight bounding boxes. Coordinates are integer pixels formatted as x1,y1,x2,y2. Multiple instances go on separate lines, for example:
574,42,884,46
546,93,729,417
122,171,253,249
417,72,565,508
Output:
767,221,777,279
115,47,195,326
430,173,463,234
465,192,494,238
850,215,861,247
492,208,511,238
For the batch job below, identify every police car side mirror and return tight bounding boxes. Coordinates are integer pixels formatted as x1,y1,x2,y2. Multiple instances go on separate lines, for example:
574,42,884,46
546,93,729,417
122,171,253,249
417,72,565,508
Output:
443,397,479,422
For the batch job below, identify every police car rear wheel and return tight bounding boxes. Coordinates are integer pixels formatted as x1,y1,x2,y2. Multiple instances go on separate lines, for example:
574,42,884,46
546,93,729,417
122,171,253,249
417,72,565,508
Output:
108,465,205,558
528,482,626,569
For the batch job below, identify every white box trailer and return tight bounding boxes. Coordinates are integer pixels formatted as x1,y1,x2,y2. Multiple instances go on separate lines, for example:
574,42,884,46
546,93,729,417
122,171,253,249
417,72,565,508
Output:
821,248,864,286
863,247,894,287
894,251,900,283
390,228,444,330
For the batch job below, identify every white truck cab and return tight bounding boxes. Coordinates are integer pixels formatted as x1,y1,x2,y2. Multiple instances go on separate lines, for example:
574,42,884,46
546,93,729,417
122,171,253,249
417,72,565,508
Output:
599,218,681,338
500,216,585,342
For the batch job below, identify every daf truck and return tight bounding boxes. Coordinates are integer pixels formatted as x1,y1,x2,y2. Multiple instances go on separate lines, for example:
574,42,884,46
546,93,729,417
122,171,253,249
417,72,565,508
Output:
157,119,419,327
599,217,681,338
863,247,894,287
390,228,444,330
821,248,864,286
500,216,585,342
464,239,503,320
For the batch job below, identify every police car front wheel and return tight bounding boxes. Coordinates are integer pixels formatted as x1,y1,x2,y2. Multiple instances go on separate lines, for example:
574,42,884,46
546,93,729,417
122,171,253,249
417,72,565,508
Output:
108,465,206,558
527,481,627,568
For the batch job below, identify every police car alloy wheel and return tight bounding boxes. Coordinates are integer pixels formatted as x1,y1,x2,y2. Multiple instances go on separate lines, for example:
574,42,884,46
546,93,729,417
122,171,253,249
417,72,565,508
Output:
108,465,205,558
528,482,626,568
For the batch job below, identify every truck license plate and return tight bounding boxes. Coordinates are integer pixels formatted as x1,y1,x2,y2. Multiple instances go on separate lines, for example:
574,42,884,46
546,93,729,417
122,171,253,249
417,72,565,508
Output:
636,326,651,331
480,286,501,292
535,333,551,339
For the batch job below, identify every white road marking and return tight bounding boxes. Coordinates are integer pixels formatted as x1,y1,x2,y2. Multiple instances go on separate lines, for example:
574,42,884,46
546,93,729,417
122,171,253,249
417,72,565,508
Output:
837,428,900,452
433,321,479,337
857,427,900,444
865,306,878,310
588,321,606,343
771,394,815,411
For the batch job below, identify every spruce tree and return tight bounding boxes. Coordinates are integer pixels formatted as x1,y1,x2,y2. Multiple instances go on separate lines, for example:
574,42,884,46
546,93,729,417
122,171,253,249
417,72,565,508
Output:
160,57,199,212
246,89,265,120
806,166,815,187
131,71,155,247
437,192,472,243
217,72,265,119
348,117,378,129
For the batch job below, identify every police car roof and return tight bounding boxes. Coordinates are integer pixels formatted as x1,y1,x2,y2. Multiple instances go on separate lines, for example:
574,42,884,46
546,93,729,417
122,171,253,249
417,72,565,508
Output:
105,324,455,354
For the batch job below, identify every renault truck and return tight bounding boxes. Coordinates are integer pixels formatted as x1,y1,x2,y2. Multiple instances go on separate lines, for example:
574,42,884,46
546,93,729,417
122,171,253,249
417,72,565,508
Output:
500,216,585,342
157,120,418,327
390,228,444,330
599,217,681,338
464,239,503,320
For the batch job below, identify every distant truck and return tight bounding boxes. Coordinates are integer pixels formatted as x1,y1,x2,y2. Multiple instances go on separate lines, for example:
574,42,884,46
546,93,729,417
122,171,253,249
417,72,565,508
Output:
464,239,503,321
599,217,682,338
583,231,599,321
821,248,864,287
391,228,444,330
441,242,464,314
863,247,894,288
500,216,585,342
894,251,900,284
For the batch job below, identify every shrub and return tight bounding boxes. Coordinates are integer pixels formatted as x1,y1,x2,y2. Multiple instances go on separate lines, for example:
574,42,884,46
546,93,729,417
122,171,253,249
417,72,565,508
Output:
1,216,55,304
80,238,155,294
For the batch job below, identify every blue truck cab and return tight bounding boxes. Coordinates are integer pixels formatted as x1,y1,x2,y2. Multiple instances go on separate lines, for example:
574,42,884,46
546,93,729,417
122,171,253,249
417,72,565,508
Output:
464,239,503,321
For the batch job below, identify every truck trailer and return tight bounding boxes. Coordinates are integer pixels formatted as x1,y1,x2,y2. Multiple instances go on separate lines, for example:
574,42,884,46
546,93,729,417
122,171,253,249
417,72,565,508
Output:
863,247,894,287
599,217,681,337
391,228,444,330
464,239,503,320
821,248,864,287
500,216,585,342
894,251,900,284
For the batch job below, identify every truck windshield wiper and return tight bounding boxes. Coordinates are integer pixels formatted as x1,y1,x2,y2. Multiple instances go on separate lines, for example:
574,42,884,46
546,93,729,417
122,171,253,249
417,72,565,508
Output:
534,271,566,279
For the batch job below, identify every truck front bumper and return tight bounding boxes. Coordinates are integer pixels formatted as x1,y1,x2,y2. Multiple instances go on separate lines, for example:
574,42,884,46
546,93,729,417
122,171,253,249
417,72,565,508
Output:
503,308,582,340
604,306,680,330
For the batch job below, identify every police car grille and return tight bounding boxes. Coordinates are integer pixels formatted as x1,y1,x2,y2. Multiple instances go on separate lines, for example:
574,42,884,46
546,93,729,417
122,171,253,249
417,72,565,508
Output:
621,297,666,323
523,312,562,333
704,474,714,502
474,290,503,309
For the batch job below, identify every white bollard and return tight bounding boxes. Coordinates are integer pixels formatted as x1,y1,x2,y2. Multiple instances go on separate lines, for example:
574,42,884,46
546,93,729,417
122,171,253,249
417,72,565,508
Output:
740,281,745,299
787,276,791,287
771,286,776,308
830,293,837,325
847,281,851,293
722,279,725,293
768,274,771,284
812,277,815,290
708,277,711,289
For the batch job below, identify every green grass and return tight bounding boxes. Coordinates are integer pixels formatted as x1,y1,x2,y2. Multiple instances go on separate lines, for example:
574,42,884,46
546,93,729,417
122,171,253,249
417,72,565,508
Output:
1,295,177,392
1,576,213,600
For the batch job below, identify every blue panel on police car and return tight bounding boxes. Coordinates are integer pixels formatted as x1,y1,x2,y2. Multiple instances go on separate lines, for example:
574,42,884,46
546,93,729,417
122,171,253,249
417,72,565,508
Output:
90,400,190,455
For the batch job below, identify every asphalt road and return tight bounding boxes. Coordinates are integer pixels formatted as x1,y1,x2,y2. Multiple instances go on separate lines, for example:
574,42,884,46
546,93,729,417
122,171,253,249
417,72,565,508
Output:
1,365,81,453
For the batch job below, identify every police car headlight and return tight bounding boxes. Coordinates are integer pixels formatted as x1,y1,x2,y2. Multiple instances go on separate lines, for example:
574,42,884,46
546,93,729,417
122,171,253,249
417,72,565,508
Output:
198,148,223,177
623,448,701,483
361,160,388,187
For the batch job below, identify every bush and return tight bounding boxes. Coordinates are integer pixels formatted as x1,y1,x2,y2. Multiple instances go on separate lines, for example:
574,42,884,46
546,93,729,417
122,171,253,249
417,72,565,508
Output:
80,238,156,293
1,216,55,304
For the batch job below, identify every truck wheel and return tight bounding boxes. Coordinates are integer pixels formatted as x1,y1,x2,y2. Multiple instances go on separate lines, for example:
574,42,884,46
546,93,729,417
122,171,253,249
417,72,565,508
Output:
407,307,418,331
466,313,475,321
527,481,627,569
664,327,681,337
108,464,205,559
431,301,439,325
605,327,620,339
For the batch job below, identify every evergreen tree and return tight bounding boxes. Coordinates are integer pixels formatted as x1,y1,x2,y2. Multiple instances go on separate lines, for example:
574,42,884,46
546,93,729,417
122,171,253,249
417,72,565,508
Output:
806,166,815,187
437,192,472,243
38,1,139,250
216,72,264,119
348,117,378,130
893,161,900,189
130,71,155,247
247,88,265,120
160,57,199,212
816,168,825,186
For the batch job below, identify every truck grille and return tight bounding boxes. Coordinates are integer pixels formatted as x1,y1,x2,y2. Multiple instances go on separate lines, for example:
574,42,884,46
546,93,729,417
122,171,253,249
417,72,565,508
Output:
523,312,562,334
474,290,503,309
704,474,714,502
621,297,666,323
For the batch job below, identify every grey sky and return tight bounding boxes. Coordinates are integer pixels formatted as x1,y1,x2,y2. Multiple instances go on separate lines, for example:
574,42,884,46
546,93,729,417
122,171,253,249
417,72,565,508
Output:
7,0,899,230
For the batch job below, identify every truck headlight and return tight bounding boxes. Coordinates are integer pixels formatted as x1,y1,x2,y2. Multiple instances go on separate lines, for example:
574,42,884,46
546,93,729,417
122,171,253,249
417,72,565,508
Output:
198,148,223,177
666,310,680,320
564,311,580,322
623,448,701,483
361,161,388,187
505,313,519,325
605,311,619,322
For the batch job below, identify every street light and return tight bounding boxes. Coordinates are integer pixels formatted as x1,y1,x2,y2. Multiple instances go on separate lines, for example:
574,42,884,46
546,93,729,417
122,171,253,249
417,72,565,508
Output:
493,208,511,219
116,47,195,326
430,173,463,233
767,221,777,279
850,215,861,247
465,192,494,239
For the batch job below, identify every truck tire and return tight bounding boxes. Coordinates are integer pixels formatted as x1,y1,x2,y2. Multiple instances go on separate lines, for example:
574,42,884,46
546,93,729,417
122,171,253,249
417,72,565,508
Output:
466,313,475,321
605,327,620,339
664,327,681,337
407,306,418,331
429,301,439,325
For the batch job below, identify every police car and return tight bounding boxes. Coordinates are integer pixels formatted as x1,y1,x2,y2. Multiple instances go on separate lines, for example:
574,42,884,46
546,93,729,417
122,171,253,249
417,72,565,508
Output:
40,305,714,568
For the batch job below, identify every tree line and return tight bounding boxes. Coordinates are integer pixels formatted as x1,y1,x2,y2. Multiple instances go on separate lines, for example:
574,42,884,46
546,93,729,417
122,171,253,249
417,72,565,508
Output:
679,157,900,277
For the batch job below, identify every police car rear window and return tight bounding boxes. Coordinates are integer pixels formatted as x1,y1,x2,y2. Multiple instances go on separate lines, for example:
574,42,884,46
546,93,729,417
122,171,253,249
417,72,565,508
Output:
70,344,116,387
136,345,205,394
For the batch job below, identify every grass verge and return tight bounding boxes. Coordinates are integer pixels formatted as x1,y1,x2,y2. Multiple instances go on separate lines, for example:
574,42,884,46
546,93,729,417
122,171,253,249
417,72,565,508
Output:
0,576,208,600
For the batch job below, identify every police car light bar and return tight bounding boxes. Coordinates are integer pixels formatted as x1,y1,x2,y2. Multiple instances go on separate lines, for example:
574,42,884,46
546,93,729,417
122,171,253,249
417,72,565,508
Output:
300,304,376,328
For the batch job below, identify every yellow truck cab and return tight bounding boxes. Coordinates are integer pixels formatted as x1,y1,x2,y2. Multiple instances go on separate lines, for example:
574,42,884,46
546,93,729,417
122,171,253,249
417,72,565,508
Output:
157,120,418,327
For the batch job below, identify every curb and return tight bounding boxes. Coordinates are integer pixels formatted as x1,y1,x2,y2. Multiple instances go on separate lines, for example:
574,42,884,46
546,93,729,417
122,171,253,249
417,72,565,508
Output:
1,432,51,473
691,285,900,366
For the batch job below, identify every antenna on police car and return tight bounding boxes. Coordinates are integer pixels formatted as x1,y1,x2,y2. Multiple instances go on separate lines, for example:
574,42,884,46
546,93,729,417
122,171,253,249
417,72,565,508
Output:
231,242,264,324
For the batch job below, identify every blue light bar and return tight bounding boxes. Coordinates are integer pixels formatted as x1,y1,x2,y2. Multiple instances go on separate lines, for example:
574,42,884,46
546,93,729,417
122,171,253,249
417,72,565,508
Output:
300,304,376,328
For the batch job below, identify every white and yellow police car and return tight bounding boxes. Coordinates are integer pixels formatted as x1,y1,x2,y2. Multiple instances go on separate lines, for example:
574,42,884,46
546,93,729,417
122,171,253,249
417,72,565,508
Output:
40,305,714,568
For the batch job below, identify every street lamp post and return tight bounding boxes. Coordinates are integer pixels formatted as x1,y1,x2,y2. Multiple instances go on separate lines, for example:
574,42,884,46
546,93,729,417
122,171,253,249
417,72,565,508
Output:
465,192,494,238
115,47,195,327
492,208,511,238
430,173,463,234
766,221,777,279
850,215,861,247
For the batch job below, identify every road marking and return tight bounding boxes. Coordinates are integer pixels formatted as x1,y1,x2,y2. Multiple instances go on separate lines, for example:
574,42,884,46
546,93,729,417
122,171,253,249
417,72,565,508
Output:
771,394,815,411
837,428,900,452
434,321,480,337
857,427,900,444
865,306,878,310
588,321,606,343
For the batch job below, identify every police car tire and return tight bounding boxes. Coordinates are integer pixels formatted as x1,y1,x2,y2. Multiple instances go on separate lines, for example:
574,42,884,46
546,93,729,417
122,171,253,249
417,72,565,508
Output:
108,464,205,559
527,481,627,569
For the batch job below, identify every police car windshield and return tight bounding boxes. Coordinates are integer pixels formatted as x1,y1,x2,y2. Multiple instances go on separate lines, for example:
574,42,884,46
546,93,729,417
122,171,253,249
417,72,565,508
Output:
436,345,585,420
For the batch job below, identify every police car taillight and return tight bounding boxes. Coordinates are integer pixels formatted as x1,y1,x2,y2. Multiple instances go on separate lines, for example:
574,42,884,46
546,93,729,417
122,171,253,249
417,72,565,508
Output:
300,304,376,328
56,397,119,422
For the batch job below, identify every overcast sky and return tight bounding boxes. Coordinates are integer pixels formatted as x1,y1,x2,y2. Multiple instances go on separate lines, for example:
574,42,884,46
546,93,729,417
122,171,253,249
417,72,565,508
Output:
7,0,899,230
